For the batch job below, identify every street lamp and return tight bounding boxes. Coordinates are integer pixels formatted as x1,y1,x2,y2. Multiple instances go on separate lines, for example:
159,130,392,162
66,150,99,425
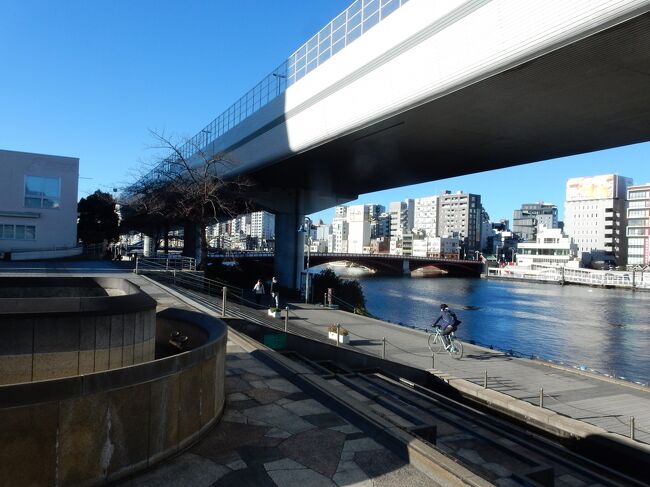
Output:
298,216,312,303
474,250,480,261
272,72,287,96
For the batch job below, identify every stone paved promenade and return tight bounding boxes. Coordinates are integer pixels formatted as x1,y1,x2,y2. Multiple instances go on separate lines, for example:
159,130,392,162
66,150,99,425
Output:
116,337,434,487
279,303,650,444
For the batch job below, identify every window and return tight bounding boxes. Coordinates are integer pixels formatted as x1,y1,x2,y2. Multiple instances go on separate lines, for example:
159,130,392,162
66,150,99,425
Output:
0,224,36,240
25,176,60,209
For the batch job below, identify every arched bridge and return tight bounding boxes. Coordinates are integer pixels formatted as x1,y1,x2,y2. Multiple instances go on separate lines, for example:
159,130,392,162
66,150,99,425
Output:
209,252,483,277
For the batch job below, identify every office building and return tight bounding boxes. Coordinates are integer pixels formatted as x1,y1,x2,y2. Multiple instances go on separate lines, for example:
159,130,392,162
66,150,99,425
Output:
564,174,632,266
438,191,482,255
626,183,650,266
250,211,275,241
389,200,413,238
347,204,371,253
0,149,79,260
413,195,439,236
512,202,558,242
516,226,577,267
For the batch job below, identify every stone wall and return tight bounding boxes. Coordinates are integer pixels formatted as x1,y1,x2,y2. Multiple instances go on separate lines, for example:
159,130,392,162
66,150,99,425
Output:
0,277,156,385
0,308,227,487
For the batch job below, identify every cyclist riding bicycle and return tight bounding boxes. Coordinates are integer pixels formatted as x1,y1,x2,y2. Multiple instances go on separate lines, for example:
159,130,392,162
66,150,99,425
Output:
432,303,460,351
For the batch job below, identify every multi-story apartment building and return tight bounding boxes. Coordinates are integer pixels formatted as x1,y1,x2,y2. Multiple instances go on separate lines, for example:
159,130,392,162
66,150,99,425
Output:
438,191,482,255
627,183,650,266
371,211,390,239
512,202,558,242
328,219,349,253
564,174,632,266
413,195,438,236
389,200,413,237
0,149,79,260
250,211,275,242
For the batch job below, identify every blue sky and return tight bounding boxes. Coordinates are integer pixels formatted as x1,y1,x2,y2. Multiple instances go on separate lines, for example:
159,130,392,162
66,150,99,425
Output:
1,0,648,224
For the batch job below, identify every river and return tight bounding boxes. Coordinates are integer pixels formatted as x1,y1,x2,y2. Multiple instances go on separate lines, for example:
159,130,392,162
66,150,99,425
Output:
353,275,650,385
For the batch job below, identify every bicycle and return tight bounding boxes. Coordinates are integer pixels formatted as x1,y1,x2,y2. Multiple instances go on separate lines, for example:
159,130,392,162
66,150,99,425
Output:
428,325,463,359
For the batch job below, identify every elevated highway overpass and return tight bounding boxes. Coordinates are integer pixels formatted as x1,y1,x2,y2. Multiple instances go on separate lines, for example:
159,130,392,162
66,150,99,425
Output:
177,0,650,286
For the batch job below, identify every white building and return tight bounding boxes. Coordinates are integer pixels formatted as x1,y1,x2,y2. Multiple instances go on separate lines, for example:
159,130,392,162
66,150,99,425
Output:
627,183,650,266
250,211,275,241
516,226,578,267
411,235,460,257
564,174,632,266
329,219,348,253
347,204,371,253
389,200,413,238
0,149,79,260
413,195,438,236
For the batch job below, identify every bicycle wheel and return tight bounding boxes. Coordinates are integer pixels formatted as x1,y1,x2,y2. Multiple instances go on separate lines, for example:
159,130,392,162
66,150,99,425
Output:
449,338,463,359
428,333,445,354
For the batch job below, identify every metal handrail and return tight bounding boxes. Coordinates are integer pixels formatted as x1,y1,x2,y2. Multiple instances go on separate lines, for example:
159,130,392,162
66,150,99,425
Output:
162,0,411,166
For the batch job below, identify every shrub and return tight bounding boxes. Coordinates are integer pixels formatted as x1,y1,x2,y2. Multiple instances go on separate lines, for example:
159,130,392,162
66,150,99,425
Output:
312,269,367,314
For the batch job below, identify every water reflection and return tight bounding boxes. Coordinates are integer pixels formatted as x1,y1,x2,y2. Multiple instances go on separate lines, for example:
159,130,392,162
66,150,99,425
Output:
356,276,650,384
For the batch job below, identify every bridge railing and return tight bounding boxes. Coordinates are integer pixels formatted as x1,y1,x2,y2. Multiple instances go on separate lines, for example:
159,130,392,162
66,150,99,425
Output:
488,264,650,289
170,0,411,163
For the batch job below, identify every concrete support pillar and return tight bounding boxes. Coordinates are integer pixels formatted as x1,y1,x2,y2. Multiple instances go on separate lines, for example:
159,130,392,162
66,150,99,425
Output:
402,259,410,275
143,235,155,257
275,212,305,290
182,223,202,264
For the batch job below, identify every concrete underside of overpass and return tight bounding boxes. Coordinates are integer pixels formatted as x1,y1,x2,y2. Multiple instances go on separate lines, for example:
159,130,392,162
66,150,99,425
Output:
246,12,650,215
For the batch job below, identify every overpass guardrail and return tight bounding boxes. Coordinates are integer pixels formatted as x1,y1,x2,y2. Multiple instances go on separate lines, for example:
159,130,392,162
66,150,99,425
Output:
168,0,412,163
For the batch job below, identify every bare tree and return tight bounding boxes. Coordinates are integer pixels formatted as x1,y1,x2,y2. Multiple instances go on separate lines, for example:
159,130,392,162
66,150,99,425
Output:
121,131,252,267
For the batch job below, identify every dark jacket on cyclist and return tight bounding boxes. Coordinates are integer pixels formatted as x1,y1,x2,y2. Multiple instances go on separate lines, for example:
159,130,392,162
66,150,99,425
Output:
433,305,459,347
434,308,457,329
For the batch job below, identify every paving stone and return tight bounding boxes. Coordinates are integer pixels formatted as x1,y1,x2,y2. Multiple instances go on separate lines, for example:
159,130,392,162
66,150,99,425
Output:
342,437,383,453
216,464,277,487
333,460,373,487
345,432,367,441
282,398,331,416
225,376,252,393
246,387,288,405
266,466,337,487
226,459,247,471
264,377,302,393
285,391,311,401
303,412,347,428
265,428,292,439
237,445,285,466
240,366,280,378
264,458,305,471
241,373,264,382
227,392,249,402
114,453,229,487
353,450,436,487
243,404,315,434
280,428,346,478
228,399,259,411
329,424,362,435
249,380,269,389
190,421,269,460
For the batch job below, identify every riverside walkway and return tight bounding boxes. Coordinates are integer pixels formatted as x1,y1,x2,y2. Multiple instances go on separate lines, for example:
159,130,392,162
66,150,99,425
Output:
276,303,650,445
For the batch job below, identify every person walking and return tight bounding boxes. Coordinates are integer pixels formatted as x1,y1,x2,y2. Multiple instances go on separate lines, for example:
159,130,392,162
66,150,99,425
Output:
252,278,265,306
270,276,280,308
432,303,461,350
